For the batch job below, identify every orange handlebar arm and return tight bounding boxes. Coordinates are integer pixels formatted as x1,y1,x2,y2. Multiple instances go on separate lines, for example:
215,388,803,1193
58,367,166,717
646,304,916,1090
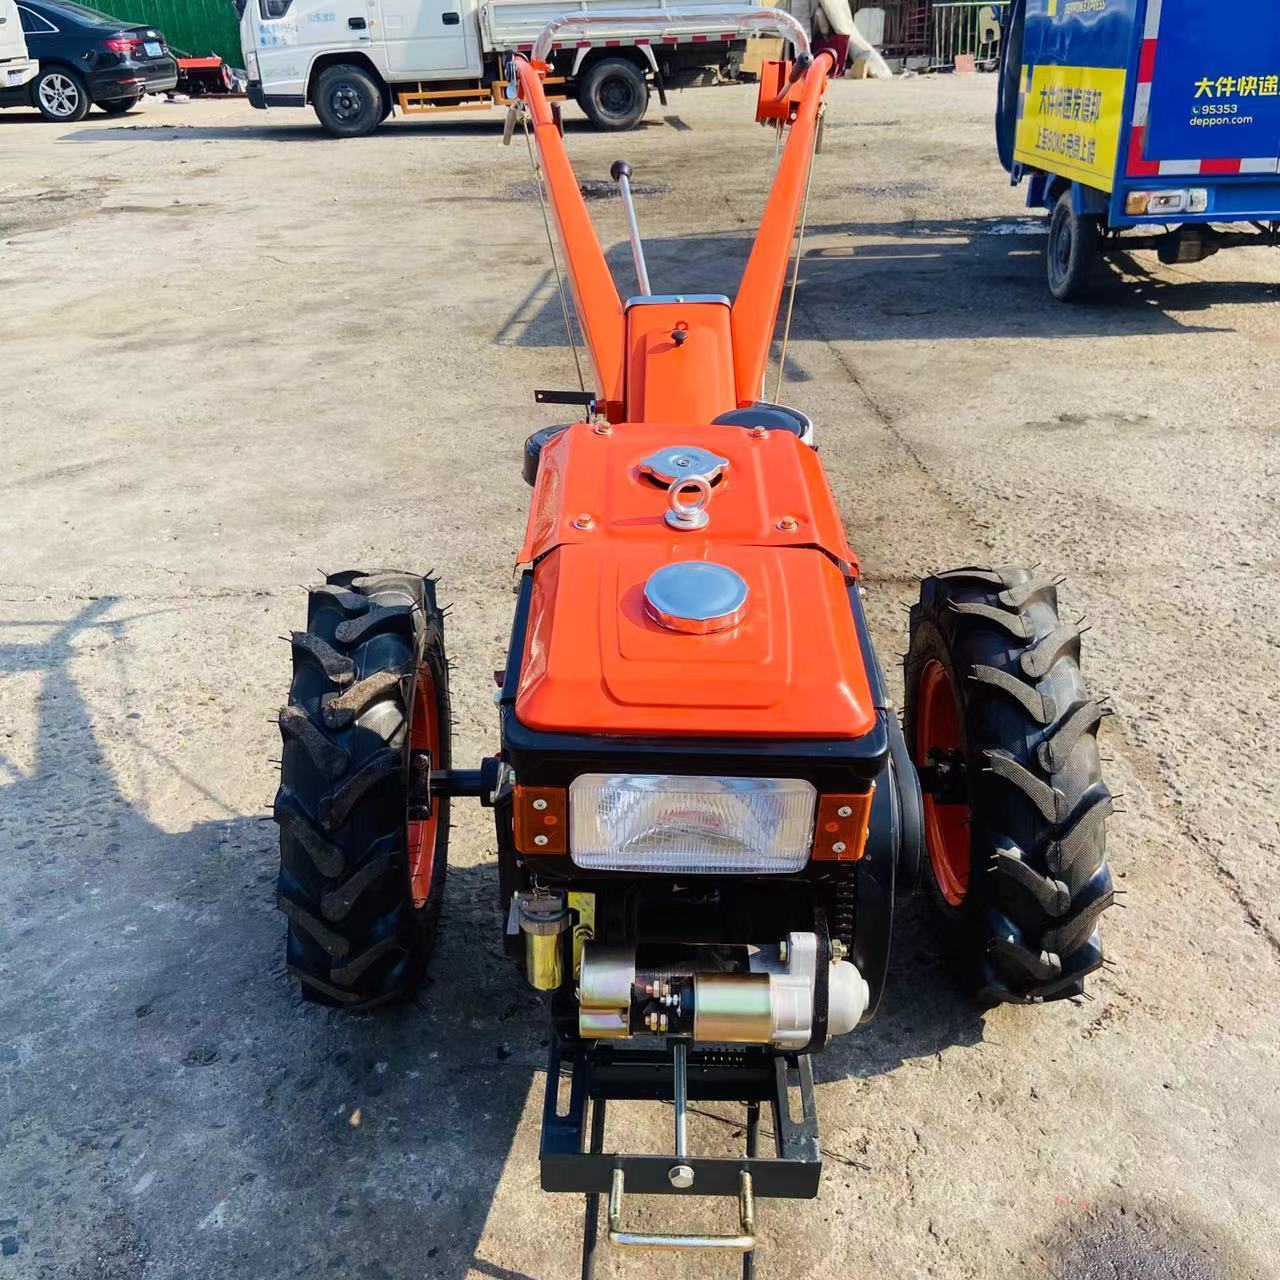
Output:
730,52,833,406
511,55,625,416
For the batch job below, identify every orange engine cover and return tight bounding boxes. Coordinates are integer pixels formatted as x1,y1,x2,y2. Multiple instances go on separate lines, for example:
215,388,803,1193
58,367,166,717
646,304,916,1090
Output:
514,423,875,741
624,299,736,424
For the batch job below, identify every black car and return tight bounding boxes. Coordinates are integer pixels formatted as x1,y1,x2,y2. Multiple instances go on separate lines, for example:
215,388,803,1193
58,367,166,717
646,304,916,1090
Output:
0,0,177,121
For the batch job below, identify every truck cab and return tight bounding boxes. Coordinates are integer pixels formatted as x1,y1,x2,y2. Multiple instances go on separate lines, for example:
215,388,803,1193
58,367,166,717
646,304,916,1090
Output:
238,0,763,135
0,0,38,93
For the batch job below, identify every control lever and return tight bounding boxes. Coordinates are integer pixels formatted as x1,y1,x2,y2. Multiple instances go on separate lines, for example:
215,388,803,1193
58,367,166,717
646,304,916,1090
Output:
610,159,651,296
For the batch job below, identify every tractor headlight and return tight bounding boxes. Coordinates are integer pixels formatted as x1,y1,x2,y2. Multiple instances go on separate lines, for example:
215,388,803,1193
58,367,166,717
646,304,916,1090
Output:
568,774,817,875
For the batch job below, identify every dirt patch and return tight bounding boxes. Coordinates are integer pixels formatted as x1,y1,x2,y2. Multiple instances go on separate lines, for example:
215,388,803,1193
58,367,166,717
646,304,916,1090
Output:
0,179,120,238
1033,1201,1263,1280
507,177,668,202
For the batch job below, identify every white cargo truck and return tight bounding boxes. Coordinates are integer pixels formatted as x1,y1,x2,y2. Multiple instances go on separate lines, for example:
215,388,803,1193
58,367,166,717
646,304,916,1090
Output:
0,0,38,93
237,0,771,136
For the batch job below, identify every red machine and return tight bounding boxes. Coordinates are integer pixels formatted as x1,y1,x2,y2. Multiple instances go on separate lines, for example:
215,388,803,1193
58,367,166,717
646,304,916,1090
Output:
271,14,1115,1272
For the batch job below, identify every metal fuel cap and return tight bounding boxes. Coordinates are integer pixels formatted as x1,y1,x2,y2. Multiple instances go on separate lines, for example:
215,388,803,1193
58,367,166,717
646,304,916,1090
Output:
643,561,749,635
639,445,729,486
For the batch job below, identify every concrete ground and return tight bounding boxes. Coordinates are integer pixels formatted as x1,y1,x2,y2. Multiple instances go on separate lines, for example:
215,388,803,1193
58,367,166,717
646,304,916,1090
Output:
1,73,1277,1280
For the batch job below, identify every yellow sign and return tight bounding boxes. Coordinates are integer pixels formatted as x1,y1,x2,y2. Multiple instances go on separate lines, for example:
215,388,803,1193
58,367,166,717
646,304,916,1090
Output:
1014,64,1128,191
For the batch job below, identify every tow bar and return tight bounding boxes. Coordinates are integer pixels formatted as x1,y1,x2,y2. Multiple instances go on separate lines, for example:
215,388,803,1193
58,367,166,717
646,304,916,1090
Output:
543,1035,821,1277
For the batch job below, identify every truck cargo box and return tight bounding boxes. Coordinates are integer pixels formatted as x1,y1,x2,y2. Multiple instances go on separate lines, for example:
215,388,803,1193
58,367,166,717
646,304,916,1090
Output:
996,0,1280,297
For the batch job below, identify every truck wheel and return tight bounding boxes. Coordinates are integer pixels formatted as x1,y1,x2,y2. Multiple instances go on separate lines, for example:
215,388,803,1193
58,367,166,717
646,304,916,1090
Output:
577,57,649,131
904,567,1114,1004
313,64,384,138
33,67,90,122
274,571,451,1009
1046,191,1100,301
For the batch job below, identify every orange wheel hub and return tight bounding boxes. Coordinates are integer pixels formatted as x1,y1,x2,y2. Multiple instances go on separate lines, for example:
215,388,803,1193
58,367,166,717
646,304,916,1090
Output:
917,659,970,908
407,666,441,909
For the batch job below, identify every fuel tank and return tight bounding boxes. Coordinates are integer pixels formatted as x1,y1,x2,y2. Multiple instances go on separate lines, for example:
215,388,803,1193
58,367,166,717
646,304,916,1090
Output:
514,423,877,741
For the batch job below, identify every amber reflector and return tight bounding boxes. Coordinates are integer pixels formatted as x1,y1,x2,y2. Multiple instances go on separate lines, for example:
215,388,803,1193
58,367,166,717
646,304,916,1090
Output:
811,789,874,861
514,785,567,855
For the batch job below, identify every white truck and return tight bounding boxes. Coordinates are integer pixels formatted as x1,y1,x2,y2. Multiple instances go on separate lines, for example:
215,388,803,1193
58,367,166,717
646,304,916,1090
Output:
0,0,38,94
237,0,772,136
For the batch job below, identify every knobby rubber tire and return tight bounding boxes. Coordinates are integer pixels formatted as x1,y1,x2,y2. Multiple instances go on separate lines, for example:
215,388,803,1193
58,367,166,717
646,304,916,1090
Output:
274,570,450,1009
904,566,1114,1004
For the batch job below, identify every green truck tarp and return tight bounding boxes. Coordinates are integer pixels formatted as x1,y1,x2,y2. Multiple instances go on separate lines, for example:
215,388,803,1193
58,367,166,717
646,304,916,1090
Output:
89,0,242,69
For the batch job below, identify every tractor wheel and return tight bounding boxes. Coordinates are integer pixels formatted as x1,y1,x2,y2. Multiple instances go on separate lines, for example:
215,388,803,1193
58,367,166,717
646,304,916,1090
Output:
904,566,1114,1004
274,570,450,1009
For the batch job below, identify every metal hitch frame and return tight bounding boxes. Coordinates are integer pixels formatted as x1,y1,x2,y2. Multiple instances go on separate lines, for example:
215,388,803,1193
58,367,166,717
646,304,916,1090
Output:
540,1033,821,1278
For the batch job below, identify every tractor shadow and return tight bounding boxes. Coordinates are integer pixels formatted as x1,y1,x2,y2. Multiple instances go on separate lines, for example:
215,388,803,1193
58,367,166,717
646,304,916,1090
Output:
0,600,540,1280
495,215,1275,353
816,896,988,1085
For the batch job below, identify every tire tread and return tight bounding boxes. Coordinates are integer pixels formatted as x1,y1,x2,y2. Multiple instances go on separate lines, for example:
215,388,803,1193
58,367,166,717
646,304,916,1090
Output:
273,569,449,1011
906,564,1114,1004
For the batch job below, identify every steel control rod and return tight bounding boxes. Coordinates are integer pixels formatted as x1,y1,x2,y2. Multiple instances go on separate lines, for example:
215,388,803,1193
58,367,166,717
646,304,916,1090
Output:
610,159,651,295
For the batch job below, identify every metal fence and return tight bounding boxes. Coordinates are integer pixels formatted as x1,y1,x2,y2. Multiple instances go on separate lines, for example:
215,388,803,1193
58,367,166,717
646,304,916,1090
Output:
854,2,932,60
931,1,1009,71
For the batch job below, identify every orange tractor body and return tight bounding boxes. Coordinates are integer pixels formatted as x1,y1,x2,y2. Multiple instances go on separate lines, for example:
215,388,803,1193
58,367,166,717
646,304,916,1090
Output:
270,14,1116,1272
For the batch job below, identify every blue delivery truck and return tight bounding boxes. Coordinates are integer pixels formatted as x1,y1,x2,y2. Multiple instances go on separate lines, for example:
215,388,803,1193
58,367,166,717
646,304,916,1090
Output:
996,0,1280,299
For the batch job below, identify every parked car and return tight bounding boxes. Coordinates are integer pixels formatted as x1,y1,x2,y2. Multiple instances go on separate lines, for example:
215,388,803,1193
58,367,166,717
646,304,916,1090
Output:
0,0,177,121
1,0,39,94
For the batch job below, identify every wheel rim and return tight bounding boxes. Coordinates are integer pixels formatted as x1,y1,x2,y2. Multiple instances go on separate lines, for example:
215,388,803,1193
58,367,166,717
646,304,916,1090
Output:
917,659,970,907
38,74,80,118
329,82,365,123
599,75,633,116
406,665,441,909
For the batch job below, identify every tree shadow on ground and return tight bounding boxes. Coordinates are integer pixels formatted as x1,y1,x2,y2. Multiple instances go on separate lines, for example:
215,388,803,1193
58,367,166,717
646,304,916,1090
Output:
51,112,669,145
496,215,1276,353
0,600,540,1280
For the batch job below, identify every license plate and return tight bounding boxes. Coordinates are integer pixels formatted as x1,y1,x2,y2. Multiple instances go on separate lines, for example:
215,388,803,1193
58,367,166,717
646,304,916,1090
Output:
144,40,162,56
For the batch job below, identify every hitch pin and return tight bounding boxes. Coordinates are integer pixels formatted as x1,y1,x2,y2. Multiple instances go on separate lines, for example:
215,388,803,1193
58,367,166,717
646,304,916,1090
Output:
610,159,651,295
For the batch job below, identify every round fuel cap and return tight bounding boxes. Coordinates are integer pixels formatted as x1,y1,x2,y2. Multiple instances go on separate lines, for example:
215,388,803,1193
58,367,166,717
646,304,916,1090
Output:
643,561,748,635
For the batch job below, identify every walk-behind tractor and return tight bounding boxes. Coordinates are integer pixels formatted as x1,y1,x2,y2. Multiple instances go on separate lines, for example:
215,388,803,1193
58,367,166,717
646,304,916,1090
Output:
272,11,1115,1273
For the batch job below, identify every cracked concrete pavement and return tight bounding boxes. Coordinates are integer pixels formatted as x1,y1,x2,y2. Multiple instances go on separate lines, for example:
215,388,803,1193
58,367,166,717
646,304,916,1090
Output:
1,74,1278,1280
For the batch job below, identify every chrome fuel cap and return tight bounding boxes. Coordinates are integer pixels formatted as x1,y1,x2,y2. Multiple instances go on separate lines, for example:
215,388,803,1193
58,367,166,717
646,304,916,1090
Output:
639,445,729,486
643,562,748,635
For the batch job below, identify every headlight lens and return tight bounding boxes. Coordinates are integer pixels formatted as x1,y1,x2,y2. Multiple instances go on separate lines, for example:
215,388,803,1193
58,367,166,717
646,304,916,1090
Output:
568,774,817,874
